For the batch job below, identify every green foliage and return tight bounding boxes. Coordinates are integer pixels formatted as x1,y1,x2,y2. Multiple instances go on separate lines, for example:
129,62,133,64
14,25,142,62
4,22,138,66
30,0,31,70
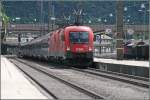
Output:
1,3,9,25
1,2,9,42
2,14,9,25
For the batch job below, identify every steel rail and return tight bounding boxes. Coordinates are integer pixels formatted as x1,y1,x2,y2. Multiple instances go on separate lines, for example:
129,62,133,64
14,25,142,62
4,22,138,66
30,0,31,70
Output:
89,68,149,81
10,59,58,99
14,58,105,99
72,67,149,88
15,57,149,88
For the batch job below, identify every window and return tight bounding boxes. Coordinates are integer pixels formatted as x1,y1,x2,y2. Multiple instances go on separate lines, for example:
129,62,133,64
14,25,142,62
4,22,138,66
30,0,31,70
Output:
69,32,89,43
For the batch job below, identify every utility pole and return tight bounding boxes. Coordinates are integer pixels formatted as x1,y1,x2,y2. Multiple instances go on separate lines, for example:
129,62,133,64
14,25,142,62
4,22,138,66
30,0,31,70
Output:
51,4,55,31
40,0,43,36
18,33,21,56
0,0,2,54
0,1,2,31
116,0,124,60
48,1,51,32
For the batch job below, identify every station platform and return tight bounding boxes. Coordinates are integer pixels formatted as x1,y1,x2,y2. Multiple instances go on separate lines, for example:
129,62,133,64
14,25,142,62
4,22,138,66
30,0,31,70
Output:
1,55,48,99
94,57,149,67
94,57,149,78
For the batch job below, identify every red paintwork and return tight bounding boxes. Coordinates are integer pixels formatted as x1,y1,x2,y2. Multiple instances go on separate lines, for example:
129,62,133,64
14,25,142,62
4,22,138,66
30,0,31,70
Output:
48,29,65,54
48,26,94,57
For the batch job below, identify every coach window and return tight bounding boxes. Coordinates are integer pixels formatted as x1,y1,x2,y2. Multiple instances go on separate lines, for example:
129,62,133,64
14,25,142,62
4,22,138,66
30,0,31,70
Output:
61,34,65,41
48,38,50,47
43,43,48,48
60,32,64,41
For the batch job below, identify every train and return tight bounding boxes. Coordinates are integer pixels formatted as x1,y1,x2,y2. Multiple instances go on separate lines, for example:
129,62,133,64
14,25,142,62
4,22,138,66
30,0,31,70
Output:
123,41,149,60
18,25,94,67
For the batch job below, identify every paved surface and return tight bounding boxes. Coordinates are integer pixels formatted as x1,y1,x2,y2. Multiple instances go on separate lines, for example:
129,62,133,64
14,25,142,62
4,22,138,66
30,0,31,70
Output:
1,56,48,99
94,57,149,67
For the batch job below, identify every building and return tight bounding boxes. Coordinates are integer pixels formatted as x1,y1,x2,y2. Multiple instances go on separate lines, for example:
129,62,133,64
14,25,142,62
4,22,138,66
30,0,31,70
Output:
6,36,34,44
0,20,1,25
94,32,114,57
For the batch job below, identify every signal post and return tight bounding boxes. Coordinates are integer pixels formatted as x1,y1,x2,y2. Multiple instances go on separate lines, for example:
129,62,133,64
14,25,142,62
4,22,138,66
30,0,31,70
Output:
116,0,124,60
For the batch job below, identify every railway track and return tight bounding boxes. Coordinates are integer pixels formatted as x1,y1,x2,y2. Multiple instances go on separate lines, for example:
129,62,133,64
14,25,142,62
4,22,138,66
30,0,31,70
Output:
24,58,149,88
72,67,149,88
11,60,58,99
10,58,149,99
14,57,149,88
41,60,149,88
10,58,105,99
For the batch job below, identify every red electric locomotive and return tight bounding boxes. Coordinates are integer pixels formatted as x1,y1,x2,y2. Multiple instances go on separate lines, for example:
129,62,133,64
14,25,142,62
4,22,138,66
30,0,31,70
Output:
19,25,94,67
49,26,94,66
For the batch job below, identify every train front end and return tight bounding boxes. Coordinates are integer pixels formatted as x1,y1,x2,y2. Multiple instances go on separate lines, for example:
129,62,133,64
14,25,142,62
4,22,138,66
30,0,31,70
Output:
65,26,94,66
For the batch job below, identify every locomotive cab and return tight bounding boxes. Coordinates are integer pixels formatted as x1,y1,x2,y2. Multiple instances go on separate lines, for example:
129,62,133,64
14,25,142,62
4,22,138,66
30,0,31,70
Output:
64,26,94,66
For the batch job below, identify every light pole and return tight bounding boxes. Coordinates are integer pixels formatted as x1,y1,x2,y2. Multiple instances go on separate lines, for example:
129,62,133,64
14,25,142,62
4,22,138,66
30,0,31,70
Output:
140,3,146,40
109,13,113,17
15,17,21,24
138,9,146,40
104,19,107,23
98,18,101,22
88,20,91,24
0,1,2,31
51,4,55,31
48,1,51,32
51,17,55,31
124,7,128,12
40,0,43,36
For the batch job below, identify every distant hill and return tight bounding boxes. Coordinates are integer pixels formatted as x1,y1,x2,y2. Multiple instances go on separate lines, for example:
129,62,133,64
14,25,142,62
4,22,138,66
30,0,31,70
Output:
2,1,149,25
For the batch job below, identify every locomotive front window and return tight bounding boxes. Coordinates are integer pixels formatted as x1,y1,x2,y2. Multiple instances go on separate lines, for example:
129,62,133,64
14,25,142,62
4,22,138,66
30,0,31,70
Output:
69,32,89,43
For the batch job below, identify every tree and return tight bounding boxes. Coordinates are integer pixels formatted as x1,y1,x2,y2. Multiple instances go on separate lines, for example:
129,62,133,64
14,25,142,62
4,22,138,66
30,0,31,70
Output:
0,2,9,41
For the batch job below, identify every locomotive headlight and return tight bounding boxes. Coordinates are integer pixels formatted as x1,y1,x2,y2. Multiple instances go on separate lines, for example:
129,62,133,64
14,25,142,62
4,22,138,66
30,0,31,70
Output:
89,47,92,51
67,47,70,51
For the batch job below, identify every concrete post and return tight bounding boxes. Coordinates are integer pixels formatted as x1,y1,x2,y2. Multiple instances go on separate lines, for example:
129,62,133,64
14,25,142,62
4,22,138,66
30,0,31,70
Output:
40,0,43,36
48,1,51,32
116,0,124,60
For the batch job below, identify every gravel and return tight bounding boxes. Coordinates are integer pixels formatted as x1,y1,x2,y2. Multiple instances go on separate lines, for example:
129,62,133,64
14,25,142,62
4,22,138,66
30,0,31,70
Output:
11,59,93,99
18,59,149,100
44,68,149,99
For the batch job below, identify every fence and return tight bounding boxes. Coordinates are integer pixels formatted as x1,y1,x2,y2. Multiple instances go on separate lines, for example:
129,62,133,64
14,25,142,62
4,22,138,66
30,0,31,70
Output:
93,38,116,59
